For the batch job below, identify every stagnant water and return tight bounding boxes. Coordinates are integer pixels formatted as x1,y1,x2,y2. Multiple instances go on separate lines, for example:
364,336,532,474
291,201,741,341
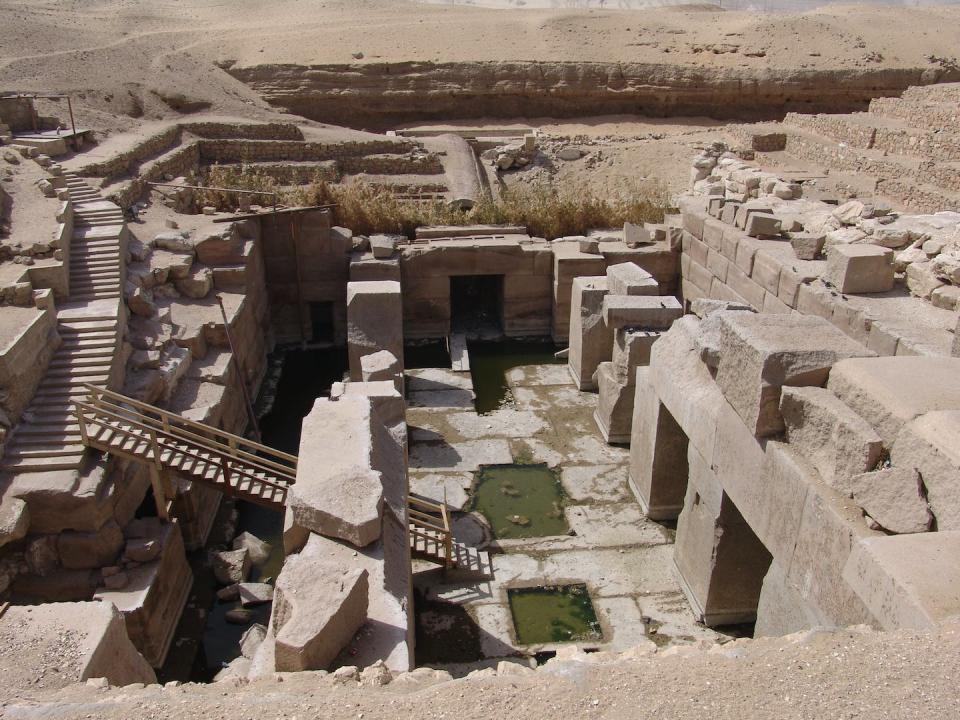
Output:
508,584,603,646
158,348,347,682
467,339,562,414
471,464,569,539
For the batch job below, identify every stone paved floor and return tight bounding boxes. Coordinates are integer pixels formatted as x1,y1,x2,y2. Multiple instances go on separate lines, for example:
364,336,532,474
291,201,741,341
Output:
406,362,728,661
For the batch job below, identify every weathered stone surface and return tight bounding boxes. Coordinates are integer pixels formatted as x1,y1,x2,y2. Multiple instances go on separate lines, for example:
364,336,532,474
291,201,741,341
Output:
823,245,894,294
828,357,960,445
347,281,403,382
779,386,884,491
844,532,960,630
715,313,873,437
0,601,156,692
58,520,124,570
593,361,634,443
891,411,960,531
606,262,659,296
567,276,610,391
233,531,272,567
211,548,251,585
369,234,399,259
239,582,275,607
612,329,659,383
847,468,932,534
272,535,369,672
124,538,161,563
789,234,825,261
0,497,29,549
195,225,245,265
360,349,403,391
602,295,683,330
289,395,392,547
240,623,268,659
694,308,752,369
174,266,213,299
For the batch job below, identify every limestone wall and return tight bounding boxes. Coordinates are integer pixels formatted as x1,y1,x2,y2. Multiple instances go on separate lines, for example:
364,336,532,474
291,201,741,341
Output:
630,310,960,634
0,304,60,428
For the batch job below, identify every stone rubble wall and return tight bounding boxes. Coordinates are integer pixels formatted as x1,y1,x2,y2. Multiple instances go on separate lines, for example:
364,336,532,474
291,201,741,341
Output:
683,149,960,353
196,139,419,164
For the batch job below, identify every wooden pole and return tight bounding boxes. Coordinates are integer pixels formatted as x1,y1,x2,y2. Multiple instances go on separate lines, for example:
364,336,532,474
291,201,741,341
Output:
290,214,307,343
216,294,262,442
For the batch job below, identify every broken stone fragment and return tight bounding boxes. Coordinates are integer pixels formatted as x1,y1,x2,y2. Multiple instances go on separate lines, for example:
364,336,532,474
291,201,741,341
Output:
848,468,932,535
173,266,213,299
239,582,274,607
240,623,268,659
211,548,251,585
152,231,193,253
0,497,29,549
369,234,399,259
124,538,161,563
232,531,272,567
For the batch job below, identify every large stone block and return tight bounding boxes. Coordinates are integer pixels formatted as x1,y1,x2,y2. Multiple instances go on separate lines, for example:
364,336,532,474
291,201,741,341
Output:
612,329,659,384
272,535,370,671
891,411,960,531
827,357,960,445
843,532,960,630
847,468,932,534
593,362,634,444
289,396,390,547
823,245,894,294
602,295,683,331
606,262,659,296
565,278,611,381
347,281,403,382
779,386,884,492
715,313,873,437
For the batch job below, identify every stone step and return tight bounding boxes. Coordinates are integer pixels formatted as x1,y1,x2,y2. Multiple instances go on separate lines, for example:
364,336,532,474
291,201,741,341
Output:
49,355,113,369
37,373,109,389
14,432,83,446
59,329,117,341
46,365,114,379
4,443,88,458
57,343,113,355
71,292,121,301
0,453,86,472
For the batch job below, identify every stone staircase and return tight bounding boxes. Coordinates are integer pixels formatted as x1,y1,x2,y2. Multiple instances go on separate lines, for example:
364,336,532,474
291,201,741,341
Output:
0,175,125,473
736,82,960,213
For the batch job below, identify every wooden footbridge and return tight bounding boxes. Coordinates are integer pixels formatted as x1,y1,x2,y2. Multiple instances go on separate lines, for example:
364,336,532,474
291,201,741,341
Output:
73,384,477,570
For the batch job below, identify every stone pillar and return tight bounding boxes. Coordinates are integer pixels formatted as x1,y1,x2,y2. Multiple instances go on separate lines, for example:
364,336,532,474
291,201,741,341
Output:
674,446,772,626
568,275,610,391
347,281,403,382
552,249,606,342
629,368,689,520
594,294,682,444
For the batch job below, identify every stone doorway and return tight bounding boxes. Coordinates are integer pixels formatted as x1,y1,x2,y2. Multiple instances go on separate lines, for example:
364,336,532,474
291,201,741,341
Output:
450,275,503,338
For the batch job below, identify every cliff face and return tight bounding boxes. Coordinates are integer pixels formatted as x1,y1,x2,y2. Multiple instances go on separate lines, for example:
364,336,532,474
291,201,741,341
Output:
228,61,957,130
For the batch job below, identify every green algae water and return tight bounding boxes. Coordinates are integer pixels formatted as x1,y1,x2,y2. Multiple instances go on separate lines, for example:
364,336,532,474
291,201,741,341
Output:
508,585,603,645
471,463,568,539
467,339,562,414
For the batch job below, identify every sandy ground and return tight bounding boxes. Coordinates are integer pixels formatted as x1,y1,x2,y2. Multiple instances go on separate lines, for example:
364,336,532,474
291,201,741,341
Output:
4,620,960,719
2,0,960,133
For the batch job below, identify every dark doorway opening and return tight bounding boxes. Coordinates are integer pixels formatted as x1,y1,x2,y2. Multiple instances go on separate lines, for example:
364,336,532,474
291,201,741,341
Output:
309,301,334,344
450,274,503,337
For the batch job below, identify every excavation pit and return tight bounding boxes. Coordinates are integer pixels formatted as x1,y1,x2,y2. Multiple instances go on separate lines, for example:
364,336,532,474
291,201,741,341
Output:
508,584,602,646
470,463,568,540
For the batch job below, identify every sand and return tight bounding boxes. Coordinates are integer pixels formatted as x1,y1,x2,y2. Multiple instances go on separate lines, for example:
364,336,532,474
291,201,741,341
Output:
2,0,960,133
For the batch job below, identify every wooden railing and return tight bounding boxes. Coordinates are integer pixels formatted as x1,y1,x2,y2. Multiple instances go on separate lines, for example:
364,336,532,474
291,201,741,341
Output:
408,495,454,569
73,383,296,512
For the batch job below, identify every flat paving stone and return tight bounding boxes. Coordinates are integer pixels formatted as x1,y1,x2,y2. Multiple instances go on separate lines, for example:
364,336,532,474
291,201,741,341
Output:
409,471,474,510
560,465,631,502
409,439,513,472
505,364,574,388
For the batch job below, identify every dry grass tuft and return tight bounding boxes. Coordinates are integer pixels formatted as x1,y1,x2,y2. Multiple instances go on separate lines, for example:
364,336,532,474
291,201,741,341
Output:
198,165,670,239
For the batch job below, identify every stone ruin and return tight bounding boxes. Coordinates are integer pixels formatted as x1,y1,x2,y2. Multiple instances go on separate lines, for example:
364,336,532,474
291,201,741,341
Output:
0,87,959,702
